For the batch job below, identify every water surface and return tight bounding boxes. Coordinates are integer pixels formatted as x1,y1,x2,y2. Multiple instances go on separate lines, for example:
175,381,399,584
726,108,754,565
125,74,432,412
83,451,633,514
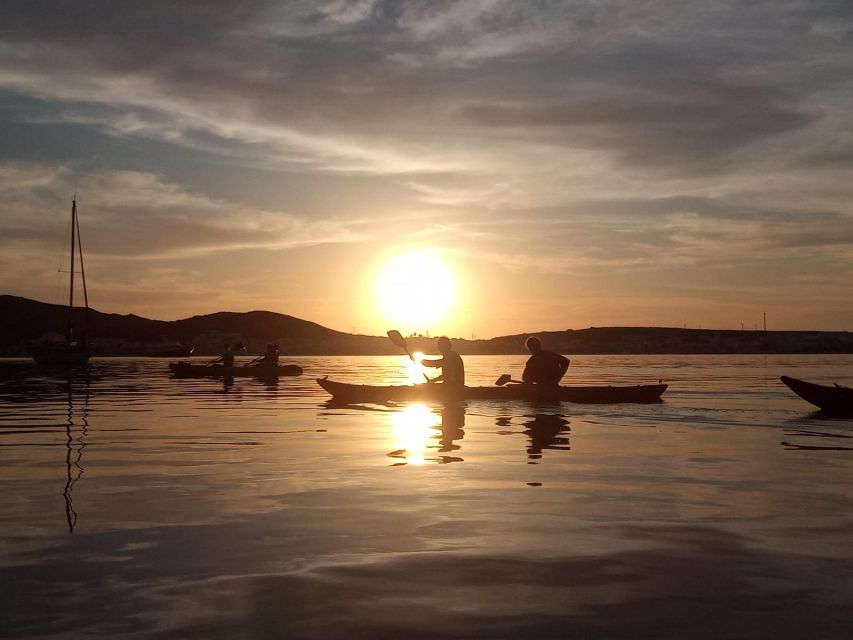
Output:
1,355,852,638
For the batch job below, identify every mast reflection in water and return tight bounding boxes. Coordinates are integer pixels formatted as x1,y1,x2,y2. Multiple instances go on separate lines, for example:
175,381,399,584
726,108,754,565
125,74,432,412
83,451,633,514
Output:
63,371,89,533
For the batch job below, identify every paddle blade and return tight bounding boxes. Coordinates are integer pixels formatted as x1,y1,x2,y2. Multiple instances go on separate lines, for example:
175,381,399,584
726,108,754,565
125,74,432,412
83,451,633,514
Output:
387,330,414,358
495,373,512,386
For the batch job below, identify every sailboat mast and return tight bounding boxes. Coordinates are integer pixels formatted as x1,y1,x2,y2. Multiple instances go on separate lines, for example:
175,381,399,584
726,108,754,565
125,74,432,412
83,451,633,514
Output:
75,202,89,325
67,199,77,339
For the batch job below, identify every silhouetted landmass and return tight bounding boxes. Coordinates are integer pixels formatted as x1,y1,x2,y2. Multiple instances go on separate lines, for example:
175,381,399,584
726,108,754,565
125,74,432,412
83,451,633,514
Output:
0,295,386,356
1,295,851,356
452,326,853,356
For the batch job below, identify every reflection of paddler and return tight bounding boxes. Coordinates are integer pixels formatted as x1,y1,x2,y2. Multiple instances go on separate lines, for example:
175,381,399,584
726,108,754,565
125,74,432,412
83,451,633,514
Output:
523,414,570,460
437,403,466,453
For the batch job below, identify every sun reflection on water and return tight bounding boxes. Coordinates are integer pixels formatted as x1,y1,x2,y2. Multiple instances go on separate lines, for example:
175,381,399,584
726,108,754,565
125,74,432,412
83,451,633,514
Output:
403,352,426,384
388,403,440,465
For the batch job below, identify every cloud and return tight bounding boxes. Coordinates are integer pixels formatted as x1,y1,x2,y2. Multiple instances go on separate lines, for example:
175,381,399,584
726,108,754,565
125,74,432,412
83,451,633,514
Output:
0,163,366,260
1,0,850,192
449,193,853,278
462,80,813,174
1,1,852,330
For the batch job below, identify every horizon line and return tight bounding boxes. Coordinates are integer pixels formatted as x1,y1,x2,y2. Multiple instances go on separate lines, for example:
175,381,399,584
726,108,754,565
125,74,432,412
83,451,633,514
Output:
3,294,850,339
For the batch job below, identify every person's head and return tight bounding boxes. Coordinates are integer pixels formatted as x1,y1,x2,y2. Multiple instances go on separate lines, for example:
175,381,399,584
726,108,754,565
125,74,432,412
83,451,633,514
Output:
437,336,452,354
224,343,231,351
525,336,542,354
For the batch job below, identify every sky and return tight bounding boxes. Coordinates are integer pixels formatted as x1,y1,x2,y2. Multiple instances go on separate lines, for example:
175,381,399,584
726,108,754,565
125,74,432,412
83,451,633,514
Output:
1,0,852,337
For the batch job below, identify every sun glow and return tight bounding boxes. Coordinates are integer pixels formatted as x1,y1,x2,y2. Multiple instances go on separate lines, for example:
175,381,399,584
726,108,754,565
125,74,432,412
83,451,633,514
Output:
404,351,426,384
375,250,456,334
388,404,441,466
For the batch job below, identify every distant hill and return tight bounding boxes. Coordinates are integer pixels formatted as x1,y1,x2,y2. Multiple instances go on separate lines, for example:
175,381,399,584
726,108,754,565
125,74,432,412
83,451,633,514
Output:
1,295,852,356
0,295,387,356
459,326,853,356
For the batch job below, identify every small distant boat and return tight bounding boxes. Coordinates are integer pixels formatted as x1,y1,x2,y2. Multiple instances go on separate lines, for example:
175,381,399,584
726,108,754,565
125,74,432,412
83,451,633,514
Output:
169,361,303,378
33,198,91,367
780,376,853,415
316,378,668,404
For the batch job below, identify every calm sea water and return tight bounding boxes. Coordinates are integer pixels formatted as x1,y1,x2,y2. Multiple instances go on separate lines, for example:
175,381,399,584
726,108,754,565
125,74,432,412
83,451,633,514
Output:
1,354,852,639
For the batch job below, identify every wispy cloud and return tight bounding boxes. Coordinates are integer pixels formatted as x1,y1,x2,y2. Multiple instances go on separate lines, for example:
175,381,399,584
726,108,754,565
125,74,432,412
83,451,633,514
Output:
0,163,366,259
2,0,850,189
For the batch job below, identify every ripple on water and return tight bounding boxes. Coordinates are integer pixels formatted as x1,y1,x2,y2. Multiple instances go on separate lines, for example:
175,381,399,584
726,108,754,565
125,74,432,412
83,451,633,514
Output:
1,355,852,639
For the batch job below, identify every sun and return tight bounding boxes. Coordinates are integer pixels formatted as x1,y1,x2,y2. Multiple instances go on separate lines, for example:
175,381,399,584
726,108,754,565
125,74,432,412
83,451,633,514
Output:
375,250,456,334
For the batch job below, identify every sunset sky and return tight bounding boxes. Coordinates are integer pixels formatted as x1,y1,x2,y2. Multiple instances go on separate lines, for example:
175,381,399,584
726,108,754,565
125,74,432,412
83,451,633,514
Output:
1,1,851,337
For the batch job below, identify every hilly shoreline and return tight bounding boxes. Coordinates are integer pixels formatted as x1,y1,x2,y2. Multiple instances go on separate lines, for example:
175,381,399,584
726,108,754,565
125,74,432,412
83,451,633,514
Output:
1,295,851,356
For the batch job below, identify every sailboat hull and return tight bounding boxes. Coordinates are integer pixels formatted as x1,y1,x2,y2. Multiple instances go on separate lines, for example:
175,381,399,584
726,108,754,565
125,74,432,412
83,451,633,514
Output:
32,344,91,366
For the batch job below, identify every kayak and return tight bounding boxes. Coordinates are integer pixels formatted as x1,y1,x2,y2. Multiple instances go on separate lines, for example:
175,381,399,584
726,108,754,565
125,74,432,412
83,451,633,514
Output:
780,376,853,414
317,378,667,404
169,361,303,378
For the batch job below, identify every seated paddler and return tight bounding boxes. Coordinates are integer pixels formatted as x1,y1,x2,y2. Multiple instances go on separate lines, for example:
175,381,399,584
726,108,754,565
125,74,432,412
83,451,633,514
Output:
215,343,234,369
421,336,465,386
521,336,570,386
259,343,279,367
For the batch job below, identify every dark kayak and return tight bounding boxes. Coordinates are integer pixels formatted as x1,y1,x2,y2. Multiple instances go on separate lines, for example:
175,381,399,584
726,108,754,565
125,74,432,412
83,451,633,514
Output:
317,378,667,404
780,376,853,414
170,361,303,378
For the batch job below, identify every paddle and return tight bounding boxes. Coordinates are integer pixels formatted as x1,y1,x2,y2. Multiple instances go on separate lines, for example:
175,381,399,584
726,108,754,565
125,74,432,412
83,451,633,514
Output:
495,373,524,386
387,330,414,358
387,330,430,382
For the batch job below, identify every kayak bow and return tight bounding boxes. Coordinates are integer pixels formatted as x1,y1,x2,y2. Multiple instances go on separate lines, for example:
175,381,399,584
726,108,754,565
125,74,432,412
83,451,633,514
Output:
781,376,853,414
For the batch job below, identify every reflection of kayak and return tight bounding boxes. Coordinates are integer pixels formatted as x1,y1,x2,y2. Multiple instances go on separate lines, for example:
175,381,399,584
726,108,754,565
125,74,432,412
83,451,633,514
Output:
781,376,853,414
169,361,303,378
317,378,667,404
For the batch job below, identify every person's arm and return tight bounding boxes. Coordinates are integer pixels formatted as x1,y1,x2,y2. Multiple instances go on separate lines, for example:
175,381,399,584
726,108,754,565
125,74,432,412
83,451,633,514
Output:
421,357,445,383
557,354,570,377
521,357,534,383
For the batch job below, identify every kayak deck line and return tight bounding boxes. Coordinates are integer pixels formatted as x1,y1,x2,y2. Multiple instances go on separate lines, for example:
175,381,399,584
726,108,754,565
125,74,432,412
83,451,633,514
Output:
316,377,667,404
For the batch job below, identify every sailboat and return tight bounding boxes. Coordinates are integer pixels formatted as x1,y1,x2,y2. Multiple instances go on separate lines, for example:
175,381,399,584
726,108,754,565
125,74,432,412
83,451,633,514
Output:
32,198,92,366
